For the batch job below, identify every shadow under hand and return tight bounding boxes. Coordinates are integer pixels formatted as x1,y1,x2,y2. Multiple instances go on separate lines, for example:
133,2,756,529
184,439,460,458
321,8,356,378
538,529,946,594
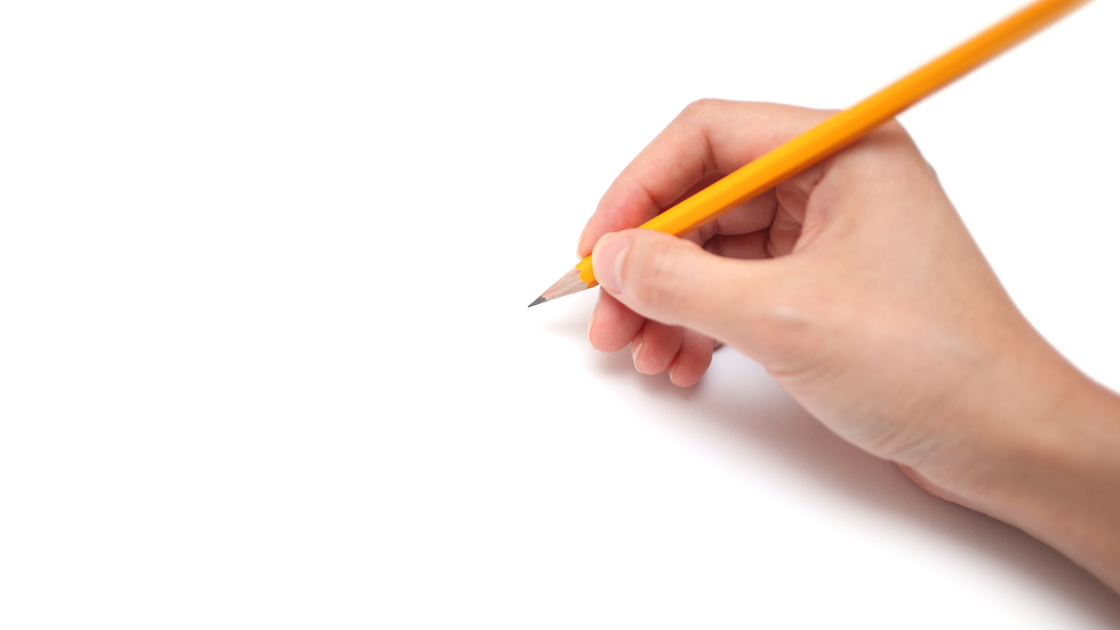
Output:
597,345,1120,625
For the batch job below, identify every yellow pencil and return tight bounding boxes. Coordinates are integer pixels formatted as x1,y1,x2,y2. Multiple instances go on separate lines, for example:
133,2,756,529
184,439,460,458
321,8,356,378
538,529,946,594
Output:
530,0,1093,307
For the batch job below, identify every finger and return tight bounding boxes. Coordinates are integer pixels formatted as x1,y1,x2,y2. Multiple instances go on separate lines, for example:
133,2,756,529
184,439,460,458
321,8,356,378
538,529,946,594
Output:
702,229,771,260
577,100,832,257
669,329,714,387
588,289,645,353
631,319,684,376
692,189,777,244
686,187,777,247
592,228,790,362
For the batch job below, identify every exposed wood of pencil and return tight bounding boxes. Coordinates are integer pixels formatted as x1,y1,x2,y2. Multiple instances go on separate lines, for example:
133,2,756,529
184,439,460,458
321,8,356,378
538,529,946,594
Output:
528,268,588,307
533,0,1092,305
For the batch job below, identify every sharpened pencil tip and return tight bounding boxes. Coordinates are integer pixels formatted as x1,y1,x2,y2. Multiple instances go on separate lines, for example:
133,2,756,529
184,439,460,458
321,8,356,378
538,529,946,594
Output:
534,267,595,306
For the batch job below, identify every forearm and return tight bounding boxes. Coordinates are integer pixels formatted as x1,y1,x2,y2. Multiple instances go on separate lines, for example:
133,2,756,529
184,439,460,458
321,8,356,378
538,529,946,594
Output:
925,340,1120,593
1005,377,1120,592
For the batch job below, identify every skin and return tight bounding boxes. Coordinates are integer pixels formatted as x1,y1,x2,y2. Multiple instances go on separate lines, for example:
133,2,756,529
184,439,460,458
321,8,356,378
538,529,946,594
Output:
578,99,1120,594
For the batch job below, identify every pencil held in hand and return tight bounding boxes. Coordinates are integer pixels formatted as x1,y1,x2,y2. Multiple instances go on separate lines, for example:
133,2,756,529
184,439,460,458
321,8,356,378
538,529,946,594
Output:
529,0,1093,307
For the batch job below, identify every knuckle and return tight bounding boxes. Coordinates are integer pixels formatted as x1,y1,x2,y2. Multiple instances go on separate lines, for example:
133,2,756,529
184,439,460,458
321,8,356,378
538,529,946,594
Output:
846,119,924,174
873,119,919,153
878,117,907,137
679,98,725,121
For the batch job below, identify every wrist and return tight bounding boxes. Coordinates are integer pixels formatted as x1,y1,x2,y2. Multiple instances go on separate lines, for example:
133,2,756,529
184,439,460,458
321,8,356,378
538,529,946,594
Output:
1002,377,1120,592
914,335,1120,591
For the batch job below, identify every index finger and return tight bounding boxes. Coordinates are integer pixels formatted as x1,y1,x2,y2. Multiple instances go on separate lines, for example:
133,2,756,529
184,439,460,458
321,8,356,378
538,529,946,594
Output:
576,100,831,258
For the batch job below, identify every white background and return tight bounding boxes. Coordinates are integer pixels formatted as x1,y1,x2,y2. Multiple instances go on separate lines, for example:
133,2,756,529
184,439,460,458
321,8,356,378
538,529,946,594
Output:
1,0,1118,627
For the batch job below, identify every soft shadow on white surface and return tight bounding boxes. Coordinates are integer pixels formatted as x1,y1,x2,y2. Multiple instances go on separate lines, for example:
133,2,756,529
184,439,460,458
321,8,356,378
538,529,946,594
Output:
548,306,1120,625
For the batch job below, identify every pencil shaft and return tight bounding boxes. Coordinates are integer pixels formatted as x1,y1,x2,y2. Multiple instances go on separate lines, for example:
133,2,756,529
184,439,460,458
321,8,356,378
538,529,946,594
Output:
535,0,1093,302
639,0,1091,239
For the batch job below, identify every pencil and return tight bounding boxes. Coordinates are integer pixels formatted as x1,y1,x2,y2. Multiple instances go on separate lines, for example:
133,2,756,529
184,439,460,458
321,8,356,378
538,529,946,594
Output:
530,0,1093,307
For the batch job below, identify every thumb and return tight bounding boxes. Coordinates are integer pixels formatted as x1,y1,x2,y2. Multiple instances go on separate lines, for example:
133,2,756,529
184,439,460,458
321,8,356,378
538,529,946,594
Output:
591,229,783,354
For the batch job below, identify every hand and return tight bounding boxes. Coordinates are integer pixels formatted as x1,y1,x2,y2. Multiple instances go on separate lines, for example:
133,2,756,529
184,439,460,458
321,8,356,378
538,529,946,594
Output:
579,99,1028,464
578,99,1120,592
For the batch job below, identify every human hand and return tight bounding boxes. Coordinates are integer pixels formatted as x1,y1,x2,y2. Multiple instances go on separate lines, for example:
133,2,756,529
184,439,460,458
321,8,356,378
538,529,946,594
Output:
578,99,1120,591
579,99,1048,469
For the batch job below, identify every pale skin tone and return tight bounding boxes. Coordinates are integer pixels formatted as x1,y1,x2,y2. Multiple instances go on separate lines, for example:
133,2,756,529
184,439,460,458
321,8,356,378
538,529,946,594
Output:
578,99,1120,594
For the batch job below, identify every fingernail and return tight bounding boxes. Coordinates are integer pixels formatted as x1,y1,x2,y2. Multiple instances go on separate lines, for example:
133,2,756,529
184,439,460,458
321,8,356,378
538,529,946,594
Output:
576,224,590,259
592,232,630,294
